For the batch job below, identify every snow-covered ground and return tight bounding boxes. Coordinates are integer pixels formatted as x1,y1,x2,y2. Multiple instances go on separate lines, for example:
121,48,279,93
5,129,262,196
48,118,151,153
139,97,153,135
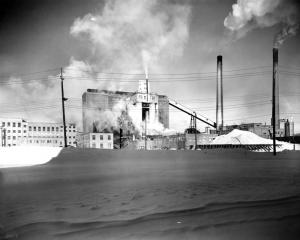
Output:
212,129,300,151
1,149,300,239
0,146,62,168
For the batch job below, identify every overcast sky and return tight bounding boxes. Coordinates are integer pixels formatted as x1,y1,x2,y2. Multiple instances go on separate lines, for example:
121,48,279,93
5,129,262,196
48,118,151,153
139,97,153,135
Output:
0,0,299,133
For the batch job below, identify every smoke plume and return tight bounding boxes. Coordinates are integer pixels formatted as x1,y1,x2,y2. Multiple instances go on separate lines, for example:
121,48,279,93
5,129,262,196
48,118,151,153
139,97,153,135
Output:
224,0,300,46
70,0,191,82
69,0,191,133
1,0,191,134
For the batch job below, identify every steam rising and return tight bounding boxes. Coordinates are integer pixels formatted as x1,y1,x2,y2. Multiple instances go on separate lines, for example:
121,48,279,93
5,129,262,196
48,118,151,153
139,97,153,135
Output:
0,0,191,135
69,0,191,133
70,0,191,77
224,0,300,46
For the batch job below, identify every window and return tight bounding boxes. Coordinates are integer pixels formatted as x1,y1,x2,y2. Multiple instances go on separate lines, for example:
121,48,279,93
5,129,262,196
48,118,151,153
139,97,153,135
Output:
56,127,59,132
23,125,26,128
38,127,41,131
92,135,96,140
18,123,21,127
92,143,96,148
7,130,10,133
18,130,21,133
52,127,54,131
13,130,16,133
29,126,32,131
108,143,111,148
100,135,103,140
13,136,16,140
108,135,111,140
43,127,45,131
13,122,16,127
47,127,50,131
7,122,10,127
100,143,103,148
2,122,5,127
33,127,36,131
8,136,11,140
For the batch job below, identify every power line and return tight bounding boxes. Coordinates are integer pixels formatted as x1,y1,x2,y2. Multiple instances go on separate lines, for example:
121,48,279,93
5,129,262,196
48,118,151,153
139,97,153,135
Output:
0,68,60,79
65,65,272,76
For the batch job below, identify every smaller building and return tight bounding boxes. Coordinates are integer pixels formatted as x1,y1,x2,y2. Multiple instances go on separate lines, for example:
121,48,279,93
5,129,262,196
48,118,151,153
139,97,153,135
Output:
0,118,28,147
77,132,113,149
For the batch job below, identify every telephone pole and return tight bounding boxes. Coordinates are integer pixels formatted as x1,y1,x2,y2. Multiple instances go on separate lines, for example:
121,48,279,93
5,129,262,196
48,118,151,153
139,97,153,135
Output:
194,112,197,150
60,68,68,148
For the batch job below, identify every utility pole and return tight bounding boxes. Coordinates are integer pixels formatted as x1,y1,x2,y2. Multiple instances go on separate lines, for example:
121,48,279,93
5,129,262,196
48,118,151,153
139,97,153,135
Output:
144,113,147,150
194,112,197,150
60,68,68,148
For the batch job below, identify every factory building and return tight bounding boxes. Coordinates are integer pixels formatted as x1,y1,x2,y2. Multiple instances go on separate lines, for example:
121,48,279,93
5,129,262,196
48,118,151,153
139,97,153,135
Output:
77,132,113,149
82,78,169,136
0,117,77,147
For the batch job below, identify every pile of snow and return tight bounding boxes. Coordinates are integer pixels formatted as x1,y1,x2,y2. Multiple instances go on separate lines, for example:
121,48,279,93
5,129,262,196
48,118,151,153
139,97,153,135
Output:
212,129,298,151
0,146,62,168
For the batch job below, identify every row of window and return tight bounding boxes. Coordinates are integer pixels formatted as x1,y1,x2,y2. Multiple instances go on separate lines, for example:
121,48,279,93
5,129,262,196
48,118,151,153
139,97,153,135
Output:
91,143,112,148
6,130,26,134
2,122,26,128
4,135,76,140
28,126,76,132
27,140,76,145
91,134,112,141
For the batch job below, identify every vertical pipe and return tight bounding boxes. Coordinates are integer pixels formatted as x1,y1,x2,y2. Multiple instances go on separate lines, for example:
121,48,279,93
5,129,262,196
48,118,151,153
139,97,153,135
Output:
220,57,224,131
217,55,223,132
272,48,278,155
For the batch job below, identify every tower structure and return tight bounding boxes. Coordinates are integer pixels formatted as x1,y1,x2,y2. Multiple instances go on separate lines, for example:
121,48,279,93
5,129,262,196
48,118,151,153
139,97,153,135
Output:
216,55,224,132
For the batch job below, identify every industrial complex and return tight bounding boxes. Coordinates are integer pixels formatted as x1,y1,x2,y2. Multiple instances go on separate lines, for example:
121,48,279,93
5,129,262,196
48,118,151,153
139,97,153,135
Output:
0,48,297,150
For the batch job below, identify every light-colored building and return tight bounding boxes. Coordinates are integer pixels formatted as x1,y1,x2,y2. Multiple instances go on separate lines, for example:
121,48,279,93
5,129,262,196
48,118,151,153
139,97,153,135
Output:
77,132,113,149
0,117,77,147
27,122,77,147
0,118,28,147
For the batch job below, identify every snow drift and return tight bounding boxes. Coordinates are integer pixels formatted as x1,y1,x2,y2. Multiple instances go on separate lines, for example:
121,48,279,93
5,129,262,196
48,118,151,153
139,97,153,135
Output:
0,146,62,168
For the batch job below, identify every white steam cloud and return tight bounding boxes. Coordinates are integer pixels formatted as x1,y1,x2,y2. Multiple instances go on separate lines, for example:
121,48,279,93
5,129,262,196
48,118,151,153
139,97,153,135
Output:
224,0,299,46
0,0,191,135
70,0,191,81
69,0,191,134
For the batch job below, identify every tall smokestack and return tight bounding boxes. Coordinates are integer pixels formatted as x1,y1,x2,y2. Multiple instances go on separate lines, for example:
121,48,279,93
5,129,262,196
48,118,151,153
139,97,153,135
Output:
272,47,280,155
216,55,223,131
272,48,280,129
